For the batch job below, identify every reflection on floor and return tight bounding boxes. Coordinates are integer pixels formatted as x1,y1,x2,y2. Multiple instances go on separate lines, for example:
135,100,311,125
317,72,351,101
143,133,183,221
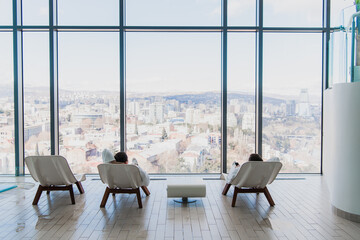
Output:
0,175,359,240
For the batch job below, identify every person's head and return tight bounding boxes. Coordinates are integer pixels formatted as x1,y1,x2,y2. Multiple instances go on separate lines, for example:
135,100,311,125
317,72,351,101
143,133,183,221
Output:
248,153,263,162
114,152,128,164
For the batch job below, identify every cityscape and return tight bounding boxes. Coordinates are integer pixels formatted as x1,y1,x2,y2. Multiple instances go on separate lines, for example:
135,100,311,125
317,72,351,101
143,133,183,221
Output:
0,86,321,174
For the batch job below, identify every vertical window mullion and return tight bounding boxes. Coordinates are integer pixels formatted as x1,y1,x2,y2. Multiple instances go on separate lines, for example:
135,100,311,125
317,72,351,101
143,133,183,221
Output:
13,0,24,175
50,0,59,155
120,0,126,152
321,0,331,174
221,0,228,173
255,0,263,156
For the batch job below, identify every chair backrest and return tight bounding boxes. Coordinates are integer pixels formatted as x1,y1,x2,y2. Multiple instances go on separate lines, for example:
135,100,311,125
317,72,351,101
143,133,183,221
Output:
230,161,282,189
25,155,77,186
97,163,142,189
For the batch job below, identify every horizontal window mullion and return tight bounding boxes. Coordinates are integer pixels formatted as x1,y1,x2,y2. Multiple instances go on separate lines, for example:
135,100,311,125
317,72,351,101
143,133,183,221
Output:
263,27,325,33
5,26,334,34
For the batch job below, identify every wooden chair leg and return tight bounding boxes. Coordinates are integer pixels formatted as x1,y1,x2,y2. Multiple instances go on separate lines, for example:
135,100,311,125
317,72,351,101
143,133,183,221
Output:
222,183,231,195
75,181,85,194
69,185,75,204
141,186,150,196
263,187,275,206
231,187,239,207
46,191,50,195
33,185,43,205
136,188,143,208
100,187,111,208
112,193,116,196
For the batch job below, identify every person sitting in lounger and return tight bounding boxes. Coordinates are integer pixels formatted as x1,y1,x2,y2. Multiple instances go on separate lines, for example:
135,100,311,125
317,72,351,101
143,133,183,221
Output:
102,150,150,187
227,153,264,182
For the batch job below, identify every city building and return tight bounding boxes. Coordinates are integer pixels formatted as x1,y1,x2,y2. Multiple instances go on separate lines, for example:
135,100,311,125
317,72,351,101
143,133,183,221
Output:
241,112,255,132
149,103,165,124
297,88,311,117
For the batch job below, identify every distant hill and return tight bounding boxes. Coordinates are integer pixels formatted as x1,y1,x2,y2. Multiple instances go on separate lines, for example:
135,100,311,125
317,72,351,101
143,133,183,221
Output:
164,92,220,104
0,85,50,98
0,85,289,106
128,91,286,105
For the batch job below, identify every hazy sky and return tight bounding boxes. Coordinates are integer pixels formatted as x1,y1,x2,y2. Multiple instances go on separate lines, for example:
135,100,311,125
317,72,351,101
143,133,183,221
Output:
0,33,13,89
0,0,356,98
0,0,355,26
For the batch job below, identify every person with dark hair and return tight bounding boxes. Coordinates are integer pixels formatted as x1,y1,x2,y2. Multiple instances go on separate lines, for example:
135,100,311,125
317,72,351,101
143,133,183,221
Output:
227,153,264,182
248,153,263,162
101,150,150,186
114,152,128,164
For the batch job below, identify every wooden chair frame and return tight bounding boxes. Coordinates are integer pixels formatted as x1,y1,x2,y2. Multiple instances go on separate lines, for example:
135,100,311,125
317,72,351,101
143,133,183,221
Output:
32,181,85,205
222,183,275,207
100,186,150,208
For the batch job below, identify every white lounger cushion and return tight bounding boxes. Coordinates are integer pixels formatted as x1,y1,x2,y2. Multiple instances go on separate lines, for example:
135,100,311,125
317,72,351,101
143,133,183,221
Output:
228,162,282,188
98,163,145,189
25,155,86,186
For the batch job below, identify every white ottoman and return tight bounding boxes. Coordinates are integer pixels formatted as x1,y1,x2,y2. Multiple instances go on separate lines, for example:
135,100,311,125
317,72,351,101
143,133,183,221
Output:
167,178,206,203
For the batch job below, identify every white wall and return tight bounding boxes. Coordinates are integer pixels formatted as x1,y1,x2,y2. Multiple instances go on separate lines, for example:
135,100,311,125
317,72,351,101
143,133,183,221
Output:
324,82,360,215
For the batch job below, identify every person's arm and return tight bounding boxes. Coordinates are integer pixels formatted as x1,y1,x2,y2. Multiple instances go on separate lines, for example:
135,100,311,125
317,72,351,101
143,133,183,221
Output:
137,166,150,186
227,164,240,183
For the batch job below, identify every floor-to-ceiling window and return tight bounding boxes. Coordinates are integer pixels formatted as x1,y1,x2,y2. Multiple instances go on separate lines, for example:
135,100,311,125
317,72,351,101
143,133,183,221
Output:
226,33,256,172
126,33,221,173
56,0,120,174
1,0,332,175
263,34,322,173
23,33,51,159
58,33,120,173
22,0,51,173
126,0,223,173
0,32,14,174
262,0,323,173
226,0,257,172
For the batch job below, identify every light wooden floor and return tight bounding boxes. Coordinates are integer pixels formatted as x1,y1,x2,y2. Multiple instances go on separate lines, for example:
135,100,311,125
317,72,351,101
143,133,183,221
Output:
0,175,359,240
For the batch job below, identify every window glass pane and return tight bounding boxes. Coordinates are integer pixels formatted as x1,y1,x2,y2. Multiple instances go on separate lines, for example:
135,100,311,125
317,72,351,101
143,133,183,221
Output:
227,33,255,172
329,31,348,87
23,33,50,162
58,0,119,26
59,33,120,173
0,33,14,174
228,0,256,26
264,0,322,27
0,0,12,25
22,0,49,25
263,33,322,173
331,0,354,27
126,33,221,173
126,0,221,26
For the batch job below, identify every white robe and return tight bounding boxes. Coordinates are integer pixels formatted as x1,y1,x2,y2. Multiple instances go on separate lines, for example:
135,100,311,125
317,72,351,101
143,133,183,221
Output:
102,149,115,163
101,149,150,186
227,162,240,184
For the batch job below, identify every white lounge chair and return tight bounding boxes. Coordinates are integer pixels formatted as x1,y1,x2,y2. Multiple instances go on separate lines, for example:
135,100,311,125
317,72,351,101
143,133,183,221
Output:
97,163,150,208
25,156,86,205
222,161,282,207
